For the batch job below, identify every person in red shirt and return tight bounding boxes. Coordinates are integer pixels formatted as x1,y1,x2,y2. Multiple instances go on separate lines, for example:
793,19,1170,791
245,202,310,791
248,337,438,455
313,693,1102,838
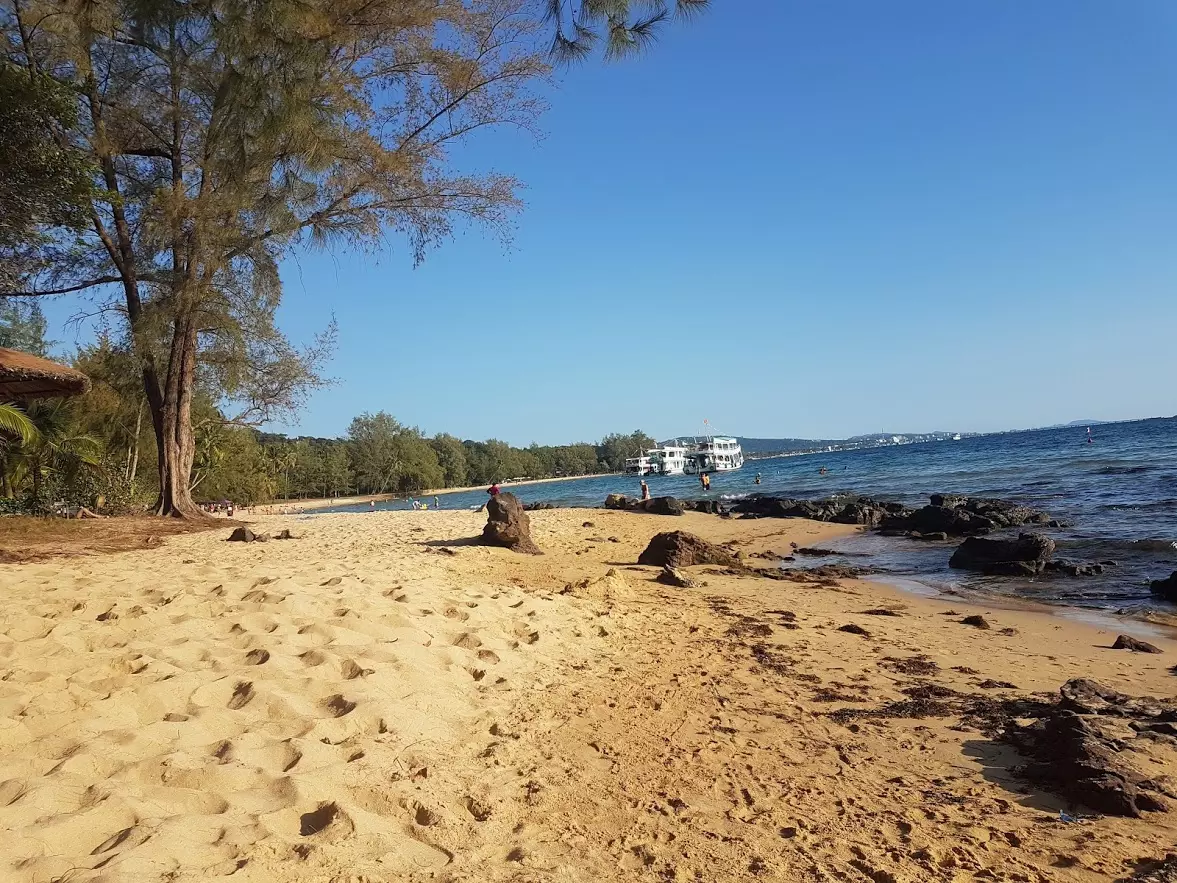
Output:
488,483,501,497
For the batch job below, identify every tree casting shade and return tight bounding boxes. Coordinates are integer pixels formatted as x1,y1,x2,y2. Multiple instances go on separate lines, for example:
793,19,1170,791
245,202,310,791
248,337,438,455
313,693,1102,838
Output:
0,348,91,400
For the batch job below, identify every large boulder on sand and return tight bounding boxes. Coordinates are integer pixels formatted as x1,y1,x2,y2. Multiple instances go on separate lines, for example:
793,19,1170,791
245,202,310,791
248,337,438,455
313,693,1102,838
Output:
948,533,1055,576
604,494,629,510
638,531,738,569
481,493,542,555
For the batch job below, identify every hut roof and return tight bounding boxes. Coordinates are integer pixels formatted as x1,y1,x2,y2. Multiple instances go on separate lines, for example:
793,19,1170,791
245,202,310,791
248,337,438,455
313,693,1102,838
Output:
0,348,92,400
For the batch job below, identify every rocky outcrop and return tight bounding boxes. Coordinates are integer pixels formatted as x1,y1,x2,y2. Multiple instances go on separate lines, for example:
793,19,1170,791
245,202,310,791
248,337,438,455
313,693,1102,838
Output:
1151,571,1177,602
1113,635,1162,653
682,499,724,515
948,533,1056,576
602,494,684,516
732,495,905,526
638,531,738,569
884,496,1056,536
730,493,1057,538
1004,679,1176,817
481,492,542,555
522,501,556,511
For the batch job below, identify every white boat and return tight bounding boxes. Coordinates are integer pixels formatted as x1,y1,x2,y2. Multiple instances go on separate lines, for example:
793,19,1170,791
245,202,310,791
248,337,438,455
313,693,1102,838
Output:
647,444,690,475
624,455,655,475
686,436,744,473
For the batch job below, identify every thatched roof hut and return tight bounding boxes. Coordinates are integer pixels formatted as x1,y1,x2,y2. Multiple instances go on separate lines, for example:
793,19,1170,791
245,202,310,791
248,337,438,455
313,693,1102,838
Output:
0,347,91,400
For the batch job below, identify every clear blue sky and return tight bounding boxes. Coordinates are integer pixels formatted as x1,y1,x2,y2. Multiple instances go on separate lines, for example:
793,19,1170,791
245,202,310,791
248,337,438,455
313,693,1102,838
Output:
45,0,1177,444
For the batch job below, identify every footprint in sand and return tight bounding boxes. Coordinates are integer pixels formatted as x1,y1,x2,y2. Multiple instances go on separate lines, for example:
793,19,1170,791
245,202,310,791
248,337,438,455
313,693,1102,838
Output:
414,805,440,826
465,797,492,821
442,606,469,622
512,624,540,644
299,801,353,836
228,681,255,709
339,659,367,680
452,633,482,650
91,825,151,855
466,668,486,681
323,694,357,717
477,650,500,664
301,650,328,666
0,779,26,807
320,577,343,587
245,648,270,665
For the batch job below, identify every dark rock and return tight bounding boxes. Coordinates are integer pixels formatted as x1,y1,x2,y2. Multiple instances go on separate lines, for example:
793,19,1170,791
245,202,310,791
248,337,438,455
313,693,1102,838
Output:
481,493,542,555
1113,635,1163,654
837,623,871,637
793,546,839,557
1151,572,1177,602
1045,559,1105,577
948,533,1056,576
273,529,296,540
639,531,739,569
977,679,1017,689
907,531,950,541
641,496,684,516
523,501,556,511
1004,678,1176,817
960,615,991,629
228,527,258,543
603,494,684,516
657,566,698,589
683,499,724,515
582,521,595,528
930,494,968,508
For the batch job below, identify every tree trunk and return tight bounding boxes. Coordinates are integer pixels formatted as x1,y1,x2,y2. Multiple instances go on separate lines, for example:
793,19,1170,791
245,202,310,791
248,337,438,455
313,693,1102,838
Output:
153,315,207,518
126,401,143,483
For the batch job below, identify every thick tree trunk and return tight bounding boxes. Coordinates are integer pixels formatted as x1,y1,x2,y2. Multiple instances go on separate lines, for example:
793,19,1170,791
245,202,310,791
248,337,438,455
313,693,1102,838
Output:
152,315,208,518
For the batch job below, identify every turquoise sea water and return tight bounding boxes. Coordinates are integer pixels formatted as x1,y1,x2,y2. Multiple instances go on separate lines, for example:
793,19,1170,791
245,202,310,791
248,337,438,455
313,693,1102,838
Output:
320,417,1177,610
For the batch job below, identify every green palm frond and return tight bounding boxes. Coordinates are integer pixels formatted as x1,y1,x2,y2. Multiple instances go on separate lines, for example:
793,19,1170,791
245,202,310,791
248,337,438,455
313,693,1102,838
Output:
0,403,38,446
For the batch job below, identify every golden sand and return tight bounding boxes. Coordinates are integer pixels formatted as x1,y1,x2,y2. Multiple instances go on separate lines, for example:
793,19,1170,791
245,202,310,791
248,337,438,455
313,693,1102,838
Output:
1,509,1175,881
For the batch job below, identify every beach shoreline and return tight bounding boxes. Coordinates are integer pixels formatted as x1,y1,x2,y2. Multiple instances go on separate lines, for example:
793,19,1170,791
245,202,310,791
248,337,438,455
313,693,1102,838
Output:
1,508,1175,881
265,472,612,512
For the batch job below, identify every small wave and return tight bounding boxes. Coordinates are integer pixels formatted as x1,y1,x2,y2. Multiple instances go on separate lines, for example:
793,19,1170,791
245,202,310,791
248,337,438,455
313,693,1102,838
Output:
1092,465,1154,475
1056,537,1177,557
1101,499,1177,513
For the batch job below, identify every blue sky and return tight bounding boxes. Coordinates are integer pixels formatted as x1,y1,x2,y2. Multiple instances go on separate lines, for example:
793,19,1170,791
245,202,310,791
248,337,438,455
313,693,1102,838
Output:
45,0,1177,444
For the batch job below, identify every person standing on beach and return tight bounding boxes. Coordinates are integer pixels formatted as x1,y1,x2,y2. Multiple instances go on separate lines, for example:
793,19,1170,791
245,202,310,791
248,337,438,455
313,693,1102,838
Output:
640,479,650,501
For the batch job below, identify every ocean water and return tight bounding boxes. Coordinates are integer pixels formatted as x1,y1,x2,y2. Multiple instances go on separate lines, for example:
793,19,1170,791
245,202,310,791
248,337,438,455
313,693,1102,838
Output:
320,417,1177,610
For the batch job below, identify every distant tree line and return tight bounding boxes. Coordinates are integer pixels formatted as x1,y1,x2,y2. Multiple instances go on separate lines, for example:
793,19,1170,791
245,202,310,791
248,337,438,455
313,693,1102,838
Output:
1,305,654,510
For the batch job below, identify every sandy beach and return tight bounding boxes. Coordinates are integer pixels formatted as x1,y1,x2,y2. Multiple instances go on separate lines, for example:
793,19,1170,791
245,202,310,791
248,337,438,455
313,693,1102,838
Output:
2,508,1176,882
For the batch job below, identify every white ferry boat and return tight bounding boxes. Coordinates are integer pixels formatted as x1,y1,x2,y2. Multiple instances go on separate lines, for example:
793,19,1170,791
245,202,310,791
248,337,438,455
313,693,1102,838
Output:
687,436,744,473
626,436,744,476
623,455,655,475
647,444,690,475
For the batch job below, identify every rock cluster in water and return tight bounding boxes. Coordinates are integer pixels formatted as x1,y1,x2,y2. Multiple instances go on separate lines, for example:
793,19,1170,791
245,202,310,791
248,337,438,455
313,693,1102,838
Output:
730,492,1063,536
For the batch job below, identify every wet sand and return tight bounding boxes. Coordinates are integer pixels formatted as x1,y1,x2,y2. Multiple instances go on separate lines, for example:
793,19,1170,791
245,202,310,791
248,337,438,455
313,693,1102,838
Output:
1,509,1175,881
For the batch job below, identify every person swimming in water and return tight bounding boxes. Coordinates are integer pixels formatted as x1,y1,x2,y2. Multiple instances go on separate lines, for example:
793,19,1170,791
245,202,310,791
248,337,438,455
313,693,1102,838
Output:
754,473,761,485
640,479,651,501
